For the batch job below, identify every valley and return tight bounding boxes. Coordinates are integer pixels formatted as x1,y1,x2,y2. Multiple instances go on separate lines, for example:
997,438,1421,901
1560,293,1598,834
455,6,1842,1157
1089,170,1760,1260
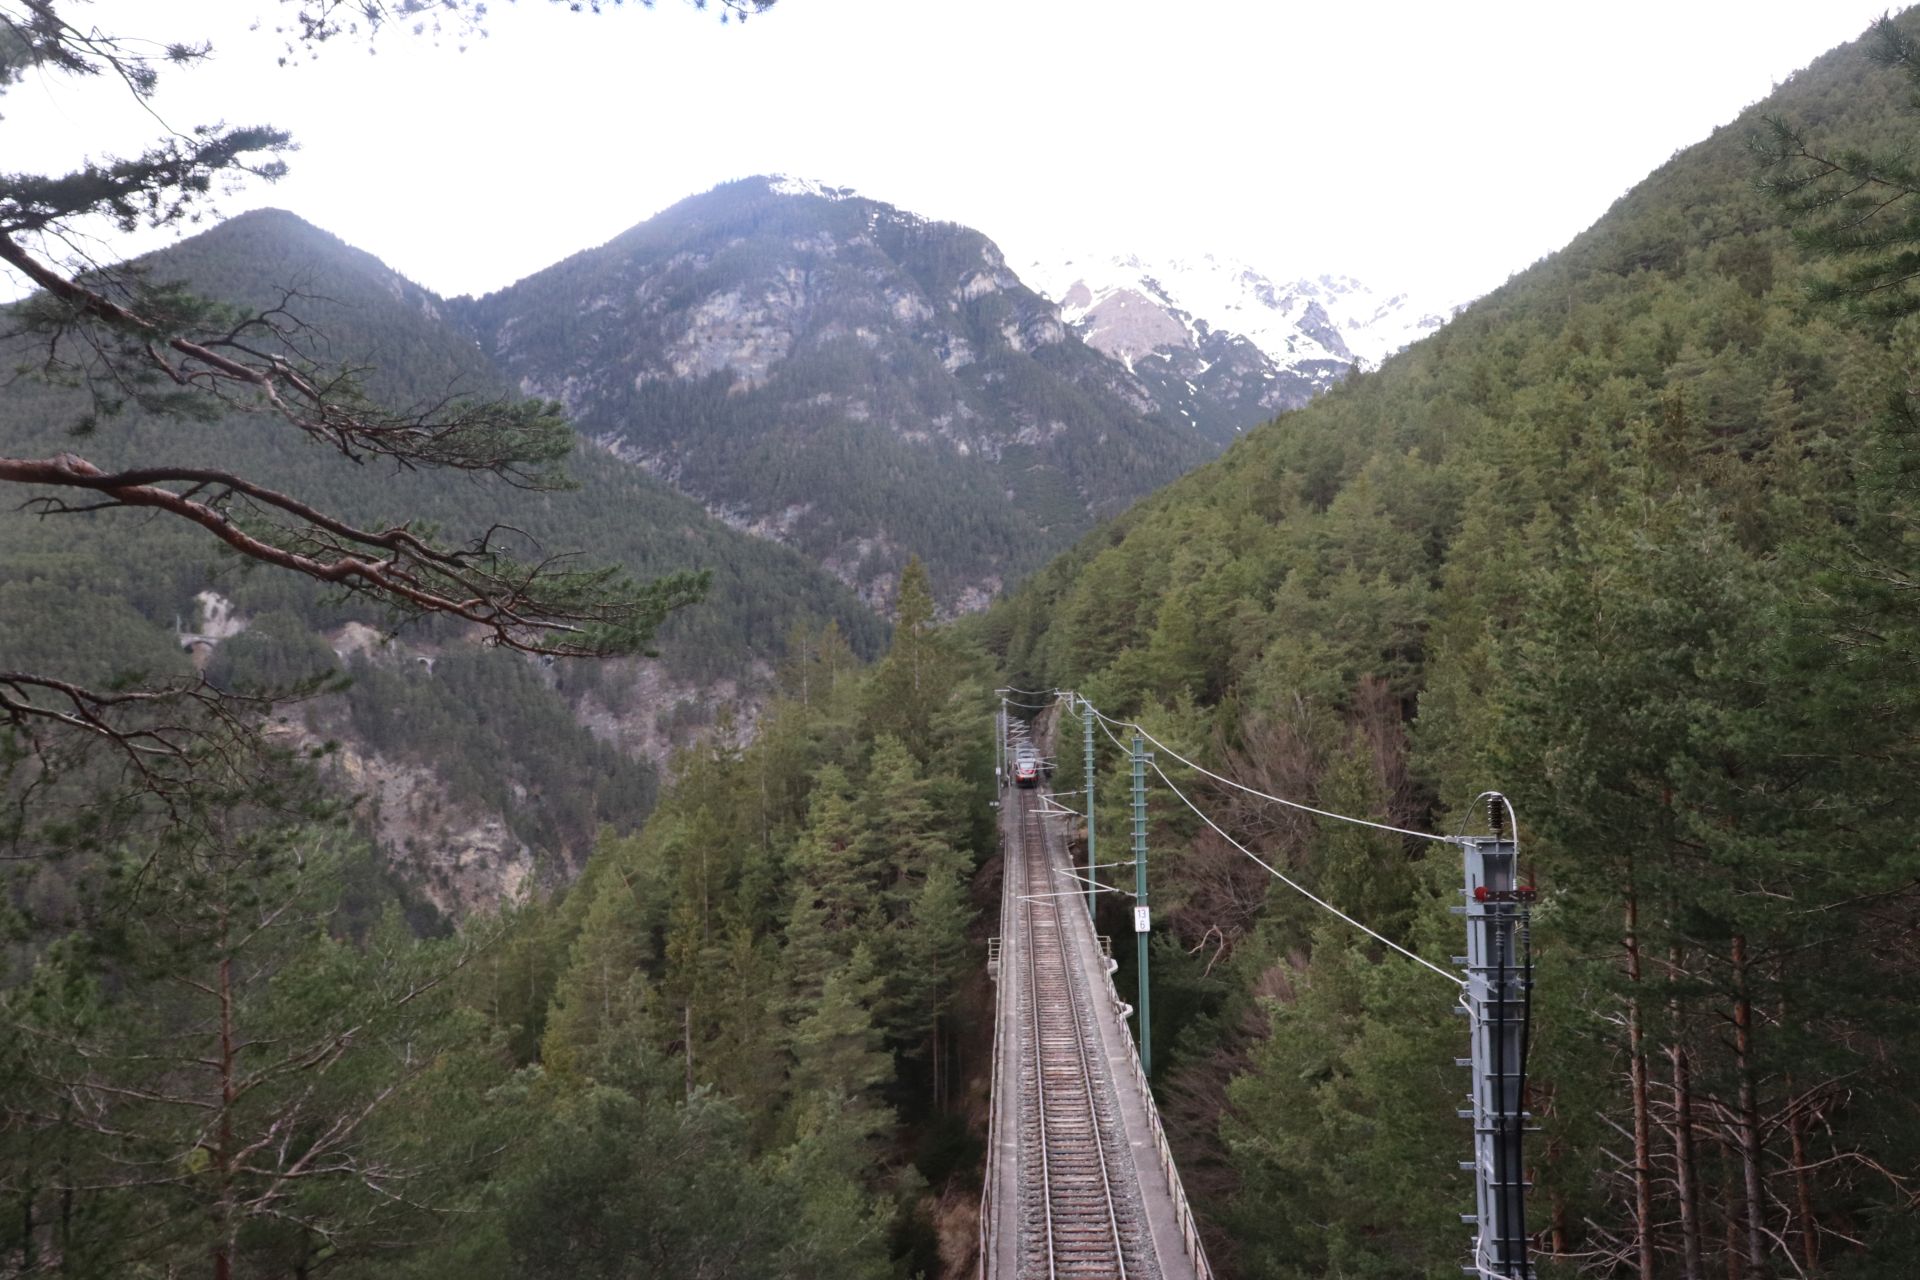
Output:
5,5,1920,1280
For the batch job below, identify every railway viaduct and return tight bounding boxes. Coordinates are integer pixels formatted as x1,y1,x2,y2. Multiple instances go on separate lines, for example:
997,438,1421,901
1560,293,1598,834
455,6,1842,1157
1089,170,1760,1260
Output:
979,712,1211,1280
975,690,1536,1280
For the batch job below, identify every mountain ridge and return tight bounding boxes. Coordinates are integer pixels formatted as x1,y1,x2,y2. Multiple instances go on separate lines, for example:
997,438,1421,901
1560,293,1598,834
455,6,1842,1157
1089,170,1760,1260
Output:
1021,249,1462,441
128,188,1450,614
453,175,1217,612
0,204,887,911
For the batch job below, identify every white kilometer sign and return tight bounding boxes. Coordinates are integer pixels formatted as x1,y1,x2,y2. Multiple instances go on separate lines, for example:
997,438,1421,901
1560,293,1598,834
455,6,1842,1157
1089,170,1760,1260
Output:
1134,906,1151,934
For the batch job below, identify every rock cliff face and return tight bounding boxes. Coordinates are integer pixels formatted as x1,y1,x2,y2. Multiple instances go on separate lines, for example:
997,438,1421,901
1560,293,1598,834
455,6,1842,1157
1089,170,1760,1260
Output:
321,738,539,918
215,612,743,919
455,176,1212,614
306,653,740,918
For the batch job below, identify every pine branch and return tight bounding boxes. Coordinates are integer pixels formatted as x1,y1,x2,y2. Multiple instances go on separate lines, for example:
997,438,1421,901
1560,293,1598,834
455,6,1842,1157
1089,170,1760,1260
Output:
0,452,709,656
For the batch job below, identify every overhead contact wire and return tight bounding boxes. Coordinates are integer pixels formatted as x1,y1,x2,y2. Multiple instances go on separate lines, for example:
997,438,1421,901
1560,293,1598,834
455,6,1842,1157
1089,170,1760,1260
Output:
1087,715,1457,981
1146,758,1466,987
1084,703,1456,845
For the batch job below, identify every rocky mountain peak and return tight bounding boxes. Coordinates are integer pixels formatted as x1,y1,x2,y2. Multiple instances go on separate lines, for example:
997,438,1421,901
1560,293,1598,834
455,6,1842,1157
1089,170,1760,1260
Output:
1020,249,1464,442
458,177,1207,614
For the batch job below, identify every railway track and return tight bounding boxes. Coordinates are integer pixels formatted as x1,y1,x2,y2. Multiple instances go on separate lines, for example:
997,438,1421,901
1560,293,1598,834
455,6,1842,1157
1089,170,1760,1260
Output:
1010,786,1157,1280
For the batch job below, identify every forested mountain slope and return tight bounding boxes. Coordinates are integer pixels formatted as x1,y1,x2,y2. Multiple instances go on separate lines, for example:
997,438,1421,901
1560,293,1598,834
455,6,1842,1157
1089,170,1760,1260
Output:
0,208,886,910
457,176,1215,612
970,18,1920,1277
14,13,1920,1279
5,552,999,1279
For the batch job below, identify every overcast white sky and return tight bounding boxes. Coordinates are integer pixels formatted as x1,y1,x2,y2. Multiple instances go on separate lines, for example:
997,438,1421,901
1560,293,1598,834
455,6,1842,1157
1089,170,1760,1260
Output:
2,0,1906,306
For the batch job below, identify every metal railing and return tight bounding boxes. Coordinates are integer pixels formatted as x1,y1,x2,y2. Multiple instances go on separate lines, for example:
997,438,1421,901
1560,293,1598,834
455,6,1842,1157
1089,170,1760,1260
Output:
1095,940,1214,1279
977,820,1018,1279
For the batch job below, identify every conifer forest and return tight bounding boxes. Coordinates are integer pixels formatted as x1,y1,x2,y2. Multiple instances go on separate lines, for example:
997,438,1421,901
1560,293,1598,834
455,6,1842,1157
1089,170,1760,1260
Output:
4,3,1920,1278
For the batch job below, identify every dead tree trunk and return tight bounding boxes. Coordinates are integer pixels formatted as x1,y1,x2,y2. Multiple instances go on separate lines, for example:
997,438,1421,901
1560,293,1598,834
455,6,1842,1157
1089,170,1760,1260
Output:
1625,876,1655,1280
1722,1150,1743,1280
214,949,236,1280
1669,945,1704,1280
1731,934,1767,1275
1786,1076,1818,1274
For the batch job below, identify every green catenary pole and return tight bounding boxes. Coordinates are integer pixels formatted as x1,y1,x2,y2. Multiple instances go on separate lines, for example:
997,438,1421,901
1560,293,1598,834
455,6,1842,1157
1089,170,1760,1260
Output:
1131,730,1152,1078
998,699,1007,789
1083,697,1097,922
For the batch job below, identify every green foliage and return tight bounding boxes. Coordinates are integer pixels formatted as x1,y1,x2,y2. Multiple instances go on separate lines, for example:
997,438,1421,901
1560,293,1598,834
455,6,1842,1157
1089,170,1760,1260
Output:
973,15,1920,1276
492,1085,805,1280
790,944,895,1111
0,206,888,901
387,578,993,1276
1758,16,1920,326
1223,920,1465,1279
4,566,990,1276
2,8,970,1276
1,805,500,1276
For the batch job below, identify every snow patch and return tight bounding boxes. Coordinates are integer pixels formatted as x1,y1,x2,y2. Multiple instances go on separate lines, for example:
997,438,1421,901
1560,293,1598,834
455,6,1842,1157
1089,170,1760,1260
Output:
766,174,860,201
1021,250,1468,375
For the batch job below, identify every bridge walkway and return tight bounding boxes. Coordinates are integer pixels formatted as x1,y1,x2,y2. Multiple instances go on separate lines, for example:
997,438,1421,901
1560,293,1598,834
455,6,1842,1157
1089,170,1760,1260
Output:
981,744,1209,1280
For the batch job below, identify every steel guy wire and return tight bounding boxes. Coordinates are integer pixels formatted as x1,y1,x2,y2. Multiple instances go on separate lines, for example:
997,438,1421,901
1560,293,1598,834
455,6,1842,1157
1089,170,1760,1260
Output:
1091,711,1460,975
1019,888,1122,902
1082,701,1458,845
1146,757,1466,987
1053,868,1125,893
1090,709,1138,760
1088,712,1461,981
1013,690,1460,978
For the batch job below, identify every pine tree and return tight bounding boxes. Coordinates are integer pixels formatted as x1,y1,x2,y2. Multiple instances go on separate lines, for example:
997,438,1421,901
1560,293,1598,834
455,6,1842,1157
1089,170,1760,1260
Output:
492,1086,790,1280
1757,17,1920,326
858,734,947,917
1499,483,1920,1272
1,818,488,1277
788,944,894,1124
770,1094,898,1280
706,923,788,1120
541,840,663,1079
789,764,874,943
862,558,949,759
1222,920,1462,1279
901,857,976,1110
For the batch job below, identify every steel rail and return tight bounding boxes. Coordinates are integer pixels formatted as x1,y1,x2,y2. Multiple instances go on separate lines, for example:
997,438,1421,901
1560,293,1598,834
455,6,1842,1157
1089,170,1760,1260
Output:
1022,806,1059,1278
1047,863,1129,1276
1016,786,1131,1278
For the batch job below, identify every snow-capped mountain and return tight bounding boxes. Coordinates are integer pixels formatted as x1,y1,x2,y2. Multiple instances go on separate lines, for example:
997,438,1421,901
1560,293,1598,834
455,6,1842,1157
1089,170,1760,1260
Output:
1020,251,1461,443
1279,271,1459,370
765,173,861,201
